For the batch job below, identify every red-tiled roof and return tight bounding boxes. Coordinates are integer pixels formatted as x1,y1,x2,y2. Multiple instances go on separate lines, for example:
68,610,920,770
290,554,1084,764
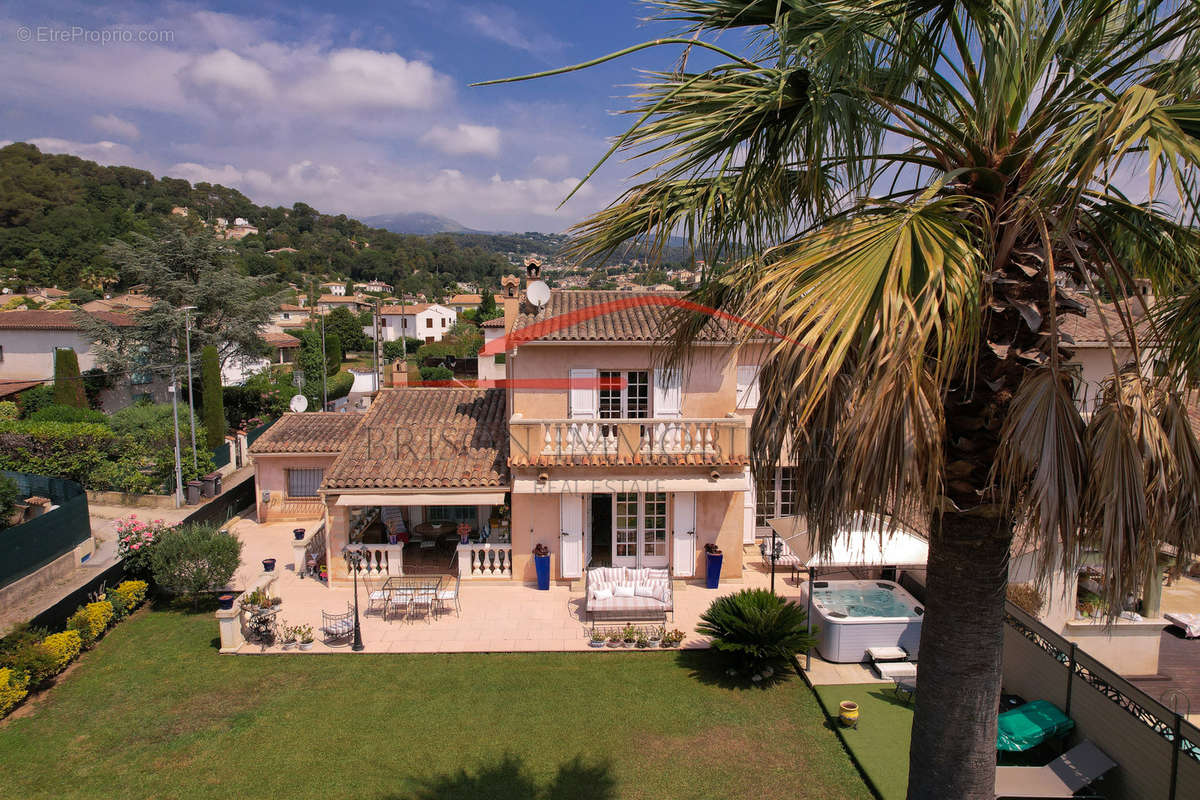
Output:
480,316,506,328
262,332,300,347
278,303,308,312
0,379,45,398
450,294,482,304
511,290,732,343
0,310,134,330
322,388,508,490
379,304,439,314
1059,301,1152,347
248,413,366,454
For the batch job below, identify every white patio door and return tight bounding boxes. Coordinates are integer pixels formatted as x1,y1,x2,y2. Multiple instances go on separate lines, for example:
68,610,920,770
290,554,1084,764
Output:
672,492,696,577
614,492,668,568
560,493,584,579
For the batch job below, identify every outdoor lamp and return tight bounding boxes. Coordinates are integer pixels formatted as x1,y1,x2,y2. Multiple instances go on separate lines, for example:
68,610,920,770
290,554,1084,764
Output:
341,544,368,651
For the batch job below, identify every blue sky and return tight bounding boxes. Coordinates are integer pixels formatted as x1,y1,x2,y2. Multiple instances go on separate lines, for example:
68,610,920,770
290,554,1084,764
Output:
0,0,714,231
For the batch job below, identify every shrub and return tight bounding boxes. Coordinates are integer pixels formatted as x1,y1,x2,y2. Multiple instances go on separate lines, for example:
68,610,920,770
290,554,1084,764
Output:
53,348,87,408
27,404,109,425
327,371,353,401
115,516,175,580
0,668,28,717
382,338,423,361
16,384,53,417
5,641,58,687
105,589,131,620
696,589,817,678
1007,583,1045,616
0,401,17,421
0,420,120,484
40,631,81,673
420,365,454,382
113,580,149,610
88,455,161,494
149,524,242,603
200,345,225,449
0,475,19,532
66,601,114,647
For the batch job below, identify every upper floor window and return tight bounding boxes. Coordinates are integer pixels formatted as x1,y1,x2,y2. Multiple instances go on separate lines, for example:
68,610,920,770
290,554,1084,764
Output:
736,364,761,409
756,467,798,529
426,317,433,328
600,371,649,419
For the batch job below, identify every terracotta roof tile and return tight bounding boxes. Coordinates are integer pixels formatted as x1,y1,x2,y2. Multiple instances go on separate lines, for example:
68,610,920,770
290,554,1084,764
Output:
511,289,732,343
322,388,508,490
262,332,300,347
480,316,506,328
1059,301,1151,347
249,412,366,454
0,310,134,329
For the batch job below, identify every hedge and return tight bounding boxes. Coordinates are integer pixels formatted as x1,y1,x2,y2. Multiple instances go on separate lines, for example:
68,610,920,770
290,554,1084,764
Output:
0,421,121,484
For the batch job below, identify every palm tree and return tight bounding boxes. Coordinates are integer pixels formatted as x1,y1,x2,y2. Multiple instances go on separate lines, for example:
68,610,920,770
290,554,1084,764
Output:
480,1,1200,796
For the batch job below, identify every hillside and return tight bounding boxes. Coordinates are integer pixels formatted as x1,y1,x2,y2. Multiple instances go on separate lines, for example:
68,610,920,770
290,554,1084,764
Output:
363,212,475,235
0,143,540,300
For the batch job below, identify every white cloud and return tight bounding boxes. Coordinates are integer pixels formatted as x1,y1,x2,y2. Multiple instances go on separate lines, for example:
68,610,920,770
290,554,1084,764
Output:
290,49,450,111
531,153,569,176
465,5,565,55
24,138,139,165
89,114,140,141
179,49,275,108
421,123,502,157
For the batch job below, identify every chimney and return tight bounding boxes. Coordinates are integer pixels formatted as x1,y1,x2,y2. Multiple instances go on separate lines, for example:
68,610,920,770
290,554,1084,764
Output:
390,361,409,387
501,273,521,332
1132,278,1155,315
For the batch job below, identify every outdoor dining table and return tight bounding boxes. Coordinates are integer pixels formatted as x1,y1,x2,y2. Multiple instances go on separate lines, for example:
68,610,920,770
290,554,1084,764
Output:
996,700,1075,752
380,576,444,622
413,521,457,540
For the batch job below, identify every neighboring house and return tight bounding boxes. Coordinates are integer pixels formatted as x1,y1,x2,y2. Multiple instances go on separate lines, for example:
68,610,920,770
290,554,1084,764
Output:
263,332,300,364
317,294,367,314
448,294,482,314
479,316,506,381
270,304,312,328
374,303,457,344
321,282,346,297
1059,297,1152,415
221,332,301,385
355,280,393,294
81,293,156,313
0,310,167,408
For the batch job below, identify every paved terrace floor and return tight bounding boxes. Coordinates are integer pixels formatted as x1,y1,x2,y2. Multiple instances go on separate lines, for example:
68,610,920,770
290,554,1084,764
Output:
227,515,880,684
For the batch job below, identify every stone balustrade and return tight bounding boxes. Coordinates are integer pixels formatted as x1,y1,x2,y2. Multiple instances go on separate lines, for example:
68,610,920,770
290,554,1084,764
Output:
358,543,405,577
509,416,748,466
457,542,513,579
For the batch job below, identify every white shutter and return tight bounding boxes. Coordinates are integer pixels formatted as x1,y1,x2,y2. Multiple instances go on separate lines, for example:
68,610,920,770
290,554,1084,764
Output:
653,368,682,417
736,364,760,409
743,466,757,543
569,368,598,419
672,492,696,577
560,493,585,578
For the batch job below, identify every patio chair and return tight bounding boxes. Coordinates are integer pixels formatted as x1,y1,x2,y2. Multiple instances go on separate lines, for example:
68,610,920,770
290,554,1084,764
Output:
366,579,389,619
320,603,355,646
892,676,917,704
387,586,413,622
995,740,1117,799
409,579,437,623
436,574,461,618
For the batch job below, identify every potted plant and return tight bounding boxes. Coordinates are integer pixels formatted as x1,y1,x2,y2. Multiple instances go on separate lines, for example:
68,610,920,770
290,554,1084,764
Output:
607,632,622,648
622,624,638,649
280,624,298,650
241,589,263,612
636,631,649,649
647,626,663,647
533,543,551,590
262,558,277,572
589,629,605,648
663,628,685,648
218,594,236,610
458,521,471,544
704,543,723,589
297,624,314,651
293,528,306,541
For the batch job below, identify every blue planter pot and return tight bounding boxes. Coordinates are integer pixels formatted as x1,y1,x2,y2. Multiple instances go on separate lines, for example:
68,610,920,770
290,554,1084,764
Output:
534,554,551,590
705,552,723,589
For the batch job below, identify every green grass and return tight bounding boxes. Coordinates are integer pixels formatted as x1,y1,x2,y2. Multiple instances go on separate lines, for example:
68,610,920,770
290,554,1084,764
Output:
0,608,871,800
813,684,913,800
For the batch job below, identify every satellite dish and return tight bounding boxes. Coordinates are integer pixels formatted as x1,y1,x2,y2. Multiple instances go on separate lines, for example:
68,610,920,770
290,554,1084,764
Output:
526,280,551,308
289,394,309,413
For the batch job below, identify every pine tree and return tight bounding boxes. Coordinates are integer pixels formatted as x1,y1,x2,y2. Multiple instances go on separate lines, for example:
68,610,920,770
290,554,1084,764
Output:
200,345,224,449
52,348,87,408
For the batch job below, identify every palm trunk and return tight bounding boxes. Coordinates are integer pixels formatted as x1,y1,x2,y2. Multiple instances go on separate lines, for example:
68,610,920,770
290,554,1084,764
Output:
906,511,1012,799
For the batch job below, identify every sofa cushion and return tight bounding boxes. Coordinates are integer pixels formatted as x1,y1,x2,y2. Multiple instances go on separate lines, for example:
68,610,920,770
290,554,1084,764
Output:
614,584,635,598
591,586,614,601
589,594,667,613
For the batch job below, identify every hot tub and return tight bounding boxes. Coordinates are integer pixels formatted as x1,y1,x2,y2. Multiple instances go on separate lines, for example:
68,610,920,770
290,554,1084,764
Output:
800,579,923,663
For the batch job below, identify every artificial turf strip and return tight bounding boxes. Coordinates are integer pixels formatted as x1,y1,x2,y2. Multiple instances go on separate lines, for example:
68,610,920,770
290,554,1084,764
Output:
813,684,914,800
0,606,872,800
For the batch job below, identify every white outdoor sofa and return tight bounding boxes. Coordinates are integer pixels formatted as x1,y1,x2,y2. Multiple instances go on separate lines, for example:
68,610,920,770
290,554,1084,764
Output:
585,566,673,623
1165,612,1200,639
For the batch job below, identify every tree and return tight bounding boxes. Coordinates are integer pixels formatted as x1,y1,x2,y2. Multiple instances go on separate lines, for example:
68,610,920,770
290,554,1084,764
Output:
77,226,282,377
324,306,367,352
0,475,19,532
324,332,342,375
52,348,86,408
495,3,1200,796
149,523,242,606
200,345,224,449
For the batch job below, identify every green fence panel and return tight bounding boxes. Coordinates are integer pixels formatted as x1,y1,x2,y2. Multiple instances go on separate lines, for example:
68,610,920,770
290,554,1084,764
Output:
0,471,91,589
245,419,274,447
211,442,231,469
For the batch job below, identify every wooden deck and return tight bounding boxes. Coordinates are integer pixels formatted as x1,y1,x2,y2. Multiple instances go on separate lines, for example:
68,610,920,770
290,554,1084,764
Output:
1129,628,1200,714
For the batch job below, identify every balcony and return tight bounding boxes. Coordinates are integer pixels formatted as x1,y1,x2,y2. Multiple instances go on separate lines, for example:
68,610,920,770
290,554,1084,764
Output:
508,416,749,467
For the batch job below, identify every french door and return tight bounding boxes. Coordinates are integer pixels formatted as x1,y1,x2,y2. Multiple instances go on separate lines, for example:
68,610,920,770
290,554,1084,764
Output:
613,492,668,568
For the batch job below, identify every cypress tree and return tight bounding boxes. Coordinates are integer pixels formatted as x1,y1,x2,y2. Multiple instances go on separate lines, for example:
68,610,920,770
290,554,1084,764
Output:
200,345,224,449
52,348,87,408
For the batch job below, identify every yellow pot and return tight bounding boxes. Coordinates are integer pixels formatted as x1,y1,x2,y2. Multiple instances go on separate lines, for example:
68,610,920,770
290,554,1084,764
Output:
839,700,860,727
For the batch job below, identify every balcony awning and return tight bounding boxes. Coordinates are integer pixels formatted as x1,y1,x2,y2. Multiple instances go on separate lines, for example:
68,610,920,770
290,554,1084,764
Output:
767,512,928,567
333,491,507,506
512,474,748,494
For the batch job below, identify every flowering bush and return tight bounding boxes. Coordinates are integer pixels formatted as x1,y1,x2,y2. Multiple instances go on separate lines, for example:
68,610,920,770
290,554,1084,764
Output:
0,667,28,717
40,631,81,673
115,516,176,580
66,601,114,647
113,580,148,611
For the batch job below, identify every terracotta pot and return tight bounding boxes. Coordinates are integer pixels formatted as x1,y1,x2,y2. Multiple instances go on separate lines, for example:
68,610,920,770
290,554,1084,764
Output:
262,558,276,572
218,594,235,610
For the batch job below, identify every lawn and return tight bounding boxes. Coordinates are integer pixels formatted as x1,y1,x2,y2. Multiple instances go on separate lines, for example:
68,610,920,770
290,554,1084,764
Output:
0,607,871,800
813,684,913,800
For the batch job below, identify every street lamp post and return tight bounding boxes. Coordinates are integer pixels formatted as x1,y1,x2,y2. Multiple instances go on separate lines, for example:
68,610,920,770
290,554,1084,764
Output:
181,306,198,471
341,544,366,651
169,366,184,507
759,530,784,594
320,311,328,411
